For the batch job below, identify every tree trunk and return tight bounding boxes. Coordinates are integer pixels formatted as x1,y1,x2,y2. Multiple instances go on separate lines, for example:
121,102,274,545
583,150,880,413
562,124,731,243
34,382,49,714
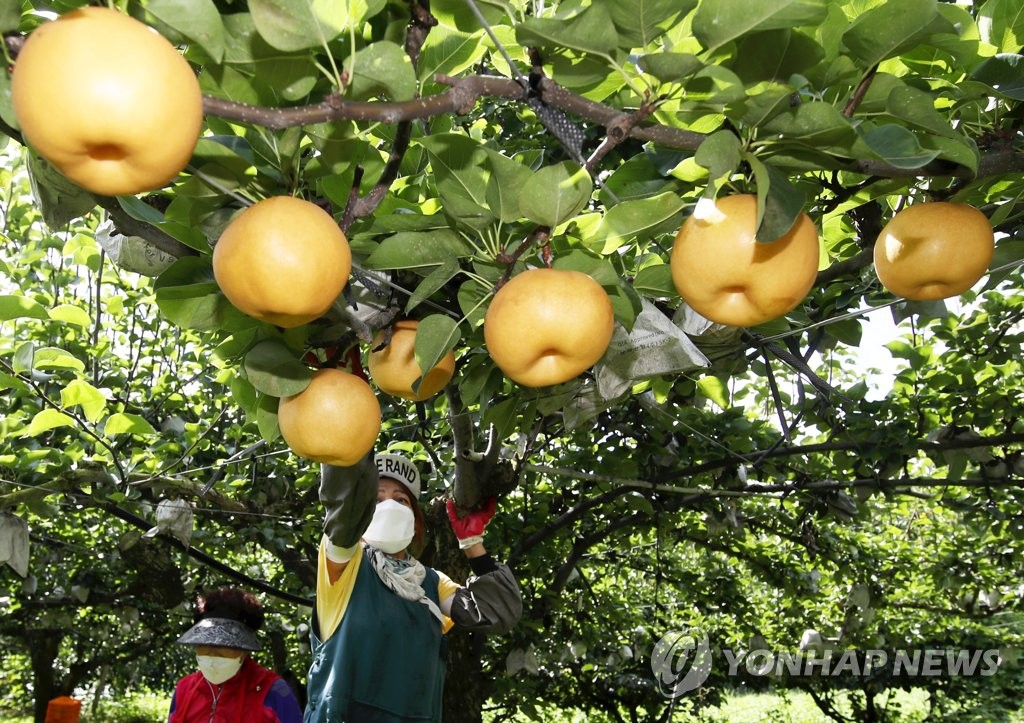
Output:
863,686,879,722
27,629,62,723
443,632,488,723
424,502,488,723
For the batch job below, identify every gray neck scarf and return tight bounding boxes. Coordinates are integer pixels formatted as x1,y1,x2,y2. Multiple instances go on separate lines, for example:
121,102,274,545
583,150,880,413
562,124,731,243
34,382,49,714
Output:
365,545,443,622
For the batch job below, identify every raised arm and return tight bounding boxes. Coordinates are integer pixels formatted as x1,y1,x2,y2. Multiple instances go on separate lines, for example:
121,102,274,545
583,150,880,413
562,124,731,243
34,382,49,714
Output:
444,498,523,634
319,453,377,580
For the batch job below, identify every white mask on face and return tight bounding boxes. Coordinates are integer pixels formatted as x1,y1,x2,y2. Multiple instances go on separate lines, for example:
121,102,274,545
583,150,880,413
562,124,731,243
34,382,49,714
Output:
196,654,244,685
362,499,415,554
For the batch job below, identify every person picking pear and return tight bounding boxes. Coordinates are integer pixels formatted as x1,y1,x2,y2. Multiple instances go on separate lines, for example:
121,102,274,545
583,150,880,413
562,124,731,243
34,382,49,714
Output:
304,451,522,722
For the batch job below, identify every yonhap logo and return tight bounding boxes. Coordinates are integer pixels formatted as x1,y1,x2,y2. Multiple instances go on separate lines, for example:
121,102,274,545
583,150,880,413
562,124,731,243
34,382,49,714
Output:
651,630,712,697
649,628,1002,698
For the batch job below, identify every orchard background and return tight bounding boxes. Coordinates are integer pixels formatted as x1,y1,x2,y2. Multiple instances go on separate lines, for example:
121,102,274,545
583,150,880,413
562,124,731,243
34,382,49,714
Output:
2,0,1024,721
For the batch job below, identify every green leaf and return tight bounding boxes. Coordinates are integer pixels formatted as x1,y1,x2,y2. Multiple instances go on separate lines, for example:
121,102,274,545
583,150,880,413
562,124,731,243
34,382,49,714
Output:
24,409,76,437
0,295,47,322
919,135,979,175
552,251,621,287
692,0,828,53
154,284,225,331
364,230,475,270
143,0,226,62
243,340,314,397
761,102,857,150
604,0,693,48
482,397,521,444
590,192,686,254
695,131,742,195
116,195,166,226
25,152,96,229
637,52,703,83
633,264,676,297
885,85,957,137
12,342,34,375
406,259,461,313
0,63,14,132
33,347,86,373
601,152,675,202
747,157,807,242
255,392,281,442
971,54,1024,100
484,149,535,224
457,278,491,328
732,30,825,85
0,371,28,394
826,318,863,347
683,66,746,105
860,124,941,169
841,0,939,67
429,0,510,32
978,0,1024,54
60,380,107,423
417,26,488,83
418,134,495,229
354,212,454,238
547,53,624,97
230,372,259,421
48,304,92,328
154,257,237,332
103,413,157,437
886,340,931,368
414,314,461,388
515,4,620,55
519,162,592,227
206,12,320,104
345,41,417,102
250,0,369,52
697,375,731,410
0,1,19,33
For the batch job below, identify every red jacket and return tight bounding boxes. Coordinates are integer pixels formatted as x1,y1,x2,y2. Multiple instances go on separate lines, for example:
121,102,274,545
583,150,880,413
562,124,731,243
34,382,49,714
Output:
168,657,282,723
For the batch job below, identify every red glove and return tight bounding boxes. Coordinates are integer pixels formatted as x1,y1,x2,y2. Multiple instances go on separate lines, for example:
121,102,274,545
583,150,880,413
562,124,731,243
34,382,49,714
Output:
446,497,497,549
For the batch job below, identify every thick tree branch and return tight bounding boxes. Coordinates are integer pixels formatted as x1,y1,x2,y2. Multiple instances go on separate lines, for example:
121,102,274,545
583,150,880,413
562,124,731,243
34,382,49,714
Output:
584,100,657,173
526,465,1024,499
342,3,434,223
509,429,1024,557
98,501,312,606
0,468,247,513
201,74,528,127
200,77,1024,182
93,196,196,258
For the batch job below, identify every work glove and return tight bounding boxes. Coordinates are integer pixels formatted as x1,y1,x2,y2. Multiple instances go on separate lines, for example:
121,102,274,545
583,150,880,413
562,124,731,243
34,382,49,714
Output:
446,496,497,550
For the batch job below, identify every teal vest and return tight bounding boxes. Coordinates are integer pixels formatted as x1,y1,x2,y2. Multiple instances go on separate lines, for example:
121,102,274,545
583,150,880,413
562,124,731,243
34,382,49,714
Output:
304,552,445,722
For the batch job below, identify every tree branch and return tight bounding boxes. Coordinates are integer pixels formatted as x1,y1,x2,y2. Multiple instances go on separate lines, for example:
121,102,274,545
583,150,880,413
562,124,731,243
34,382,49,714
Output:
201,74,528,128
199,77,1024,182
350,120,413,219
843,65,879,117
98,500,312,606
93,196,196,259
815,247,874,286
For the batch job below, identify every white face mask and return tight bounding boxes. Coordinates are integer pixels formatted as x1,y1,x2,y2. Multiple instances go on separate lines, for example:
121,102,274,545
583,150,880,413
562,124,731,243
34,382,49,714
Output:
196,654,244,685
362,499,415,554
